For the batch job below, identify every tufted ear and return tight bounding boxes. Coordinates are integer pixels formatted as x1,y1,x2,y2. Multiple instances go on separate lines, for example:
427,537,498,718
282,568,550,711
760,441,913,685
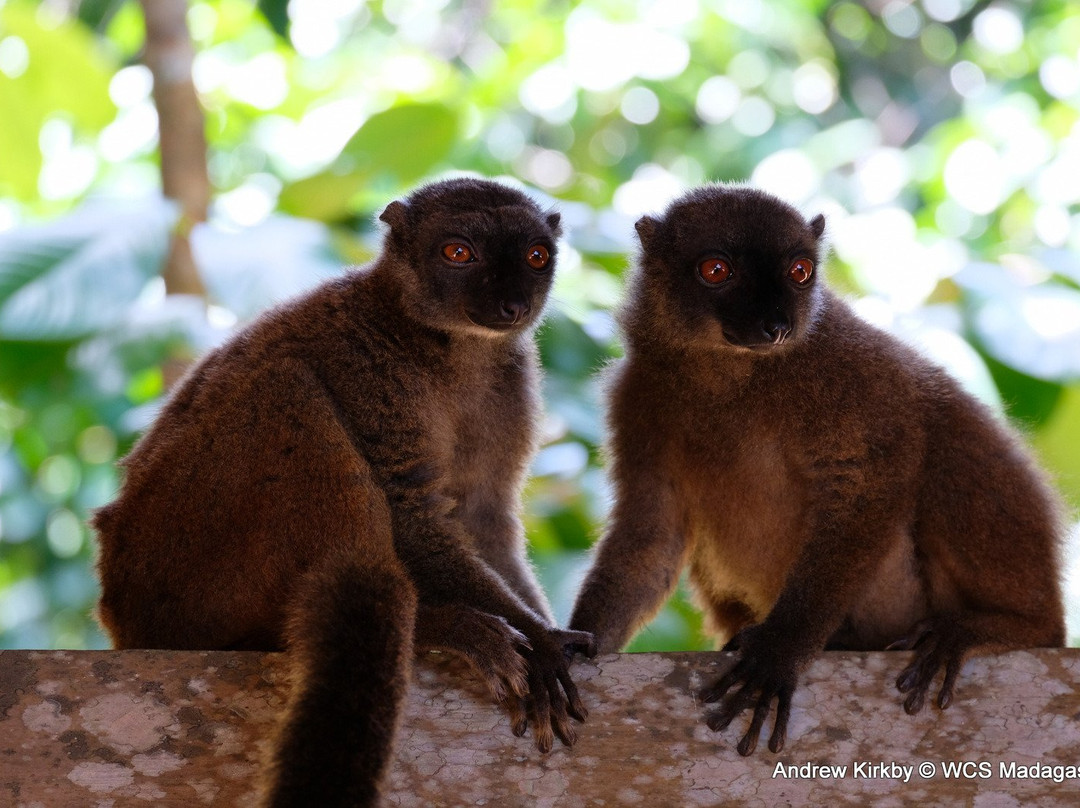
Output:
634,215,661,254
809,213,826,239
378,200,409,230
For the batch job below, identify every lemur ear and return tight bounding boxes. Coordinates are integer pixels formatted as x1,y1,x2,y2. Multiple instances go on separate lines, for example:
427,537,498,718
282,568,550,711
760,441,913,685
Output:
635,215,661,254
546,211,562,236
809,213,826,239
379,200,409,230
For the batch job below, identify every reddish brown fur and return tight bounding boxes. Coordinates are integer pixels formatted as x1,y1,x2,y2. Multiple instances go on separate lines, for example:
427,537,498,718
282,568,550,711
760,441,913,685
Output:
94,178,592,807
570,183,1065,756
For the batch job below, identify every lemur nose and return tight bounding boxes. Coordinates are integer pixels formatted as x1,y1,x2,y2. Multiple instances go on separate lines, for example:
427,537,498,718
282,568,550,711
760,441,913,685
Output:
500,301,530,324
764,321,791,345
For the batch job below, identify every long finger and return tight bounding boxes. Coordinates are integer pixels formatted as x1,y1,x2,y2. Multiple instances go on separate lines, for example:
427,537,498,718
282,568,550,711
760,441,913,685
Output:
502,695,529,738
902,649,942,715
484,650,529,702
737,691,774,756
528,672,555,753
896,643,939,693
937,652,964,710
506,657,530,701
547,674,578,747
701,660,746,703
556,665,588,722
706,681,757,732
768,687,792,753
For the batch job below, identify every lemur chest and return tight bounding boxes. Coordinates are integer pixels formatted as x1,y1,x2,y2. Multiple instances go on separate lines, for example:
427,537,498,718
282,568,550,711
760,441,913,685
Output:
672,422,808,620
438,368,532,497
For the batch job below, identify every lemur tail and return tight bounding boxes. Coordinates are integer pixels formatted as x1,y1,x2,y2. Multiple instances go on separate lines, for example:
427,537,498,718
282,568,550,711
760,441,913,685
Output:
263,552,417,807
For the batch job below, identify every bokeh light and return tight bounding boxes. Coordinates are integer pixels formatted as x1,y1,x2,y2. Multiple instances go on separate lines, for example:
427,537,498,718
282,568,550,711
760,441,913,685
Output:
2,0,1080,651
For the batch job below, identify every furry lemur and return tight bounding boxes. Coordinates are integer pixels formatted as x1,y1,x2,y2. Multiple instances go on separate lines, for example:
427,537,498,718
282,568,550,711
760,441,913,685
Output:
94,178,594,807
569,184,1065,755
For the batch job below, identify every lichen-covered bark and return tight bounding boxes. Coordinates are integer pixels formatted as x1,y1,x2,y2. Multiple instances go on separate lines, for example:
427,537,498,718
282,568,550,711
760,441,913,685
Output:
1,649,1078,806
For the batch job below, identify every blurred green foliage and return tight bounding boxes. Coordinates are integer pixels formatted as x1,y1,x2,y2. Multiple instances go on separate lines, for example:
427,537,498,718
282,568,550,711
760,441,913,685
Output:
1,0,1079,651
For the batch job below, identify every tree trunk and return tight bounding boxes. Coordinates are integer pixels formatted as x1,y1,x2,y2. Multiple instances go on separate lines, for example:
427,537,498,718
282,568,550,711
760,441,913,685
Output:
139,0,208,300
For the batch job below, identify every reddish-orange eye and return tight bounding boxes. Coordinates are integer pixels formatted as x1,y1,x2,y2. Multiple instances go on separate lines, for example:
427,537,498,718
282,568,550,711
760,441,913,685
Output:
698,257,732,285
442,243,473,263
788,259,814,284
526,244,550,269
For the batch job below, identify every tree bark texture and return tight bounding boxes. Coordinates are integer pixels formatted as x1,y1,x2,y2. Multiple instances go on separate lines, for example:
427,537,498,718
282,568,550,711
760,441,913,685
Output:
1,649,1078,806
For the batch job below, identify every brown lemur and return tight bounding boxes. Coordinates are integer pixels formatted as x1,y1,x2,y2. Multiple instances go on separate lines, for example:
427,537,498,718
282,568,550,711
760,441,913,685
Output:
569,183,1065,756
93,177,595,807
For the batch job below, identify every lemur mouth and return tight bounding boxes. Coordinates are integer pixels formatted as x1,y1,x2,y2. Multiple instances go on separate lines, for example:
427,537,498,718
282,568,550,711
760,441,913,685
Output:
722,331,780,351
464,310,521,331
721,325,792,351
465,300,532,331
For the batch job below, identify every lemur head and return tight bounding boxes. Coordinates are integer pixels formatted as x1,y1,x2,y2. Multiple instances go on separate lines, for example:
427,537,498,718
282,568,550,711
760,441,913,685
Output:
379,178,562,338
631,184,826,353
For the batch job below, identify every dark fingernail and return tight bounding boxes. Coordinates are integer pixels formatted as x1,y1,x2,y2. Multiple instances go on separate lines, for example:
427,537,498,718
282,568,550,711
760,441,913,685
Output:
714,710,737,731
896,670,916,692
572,700,588,722
904,691,925,715
512,719,528,737
937,689,952,710
737,734,758,756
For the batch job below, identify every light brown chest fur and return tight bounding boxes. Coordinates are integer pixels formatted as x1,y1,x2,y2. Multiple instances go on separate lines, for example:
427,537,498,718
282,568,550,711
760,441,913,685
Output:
674,429,806,630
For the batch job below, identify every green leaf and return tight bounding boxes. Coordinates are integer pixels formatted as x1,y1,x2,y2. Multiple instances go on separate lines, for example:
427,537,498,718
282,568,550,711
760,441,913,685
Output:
125,367,163,404
0,2,118,200
277,169,367,222
0,2,116,129
257,0,291,40
538,312,604,378
277,103,460,222
1031,384,1080,510
625,579,710,652
341,103,460,184
0,77,43,199
0,198,177,341
0,340,72,399
75,0,127,31
984,356,1064,428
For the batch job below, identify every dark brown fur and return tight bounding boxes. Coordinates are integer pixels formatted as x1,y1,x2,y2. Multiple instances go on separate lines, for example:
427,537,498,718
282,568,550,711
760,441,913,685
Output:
569,183,1065,755
94,178,592,806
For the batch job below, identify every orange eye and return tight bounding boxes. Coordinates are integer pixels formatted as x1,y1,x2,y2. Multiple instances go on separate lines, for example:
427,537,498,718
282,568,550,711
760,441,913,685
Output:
526,244,550,269
698,257,732,285
442,243,474,263
788,259,814,285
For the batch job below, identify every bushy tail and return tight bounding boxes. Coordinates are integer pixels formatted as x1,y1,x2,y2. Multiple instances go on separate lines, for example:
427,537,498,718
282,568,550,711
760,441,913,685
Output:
263,554,417,808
